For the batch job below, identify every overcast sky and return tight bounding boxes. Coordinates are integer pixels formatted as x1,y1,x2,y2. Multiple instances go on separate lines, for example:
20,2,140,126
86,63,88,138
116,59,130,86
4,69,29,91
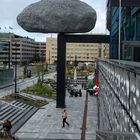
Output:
0,0,108,42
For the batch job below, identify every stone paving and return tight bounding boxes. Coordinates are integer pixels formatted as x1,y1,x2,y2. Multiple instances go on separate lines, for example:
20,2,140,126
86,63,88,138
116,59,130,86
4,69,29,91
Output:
15,89,98,140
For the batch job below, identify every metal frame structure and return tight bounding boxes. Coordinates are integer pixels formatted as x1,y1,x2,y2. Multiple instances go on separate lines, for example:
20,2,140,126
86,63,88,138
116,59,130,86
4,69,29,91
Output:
56,34,109,108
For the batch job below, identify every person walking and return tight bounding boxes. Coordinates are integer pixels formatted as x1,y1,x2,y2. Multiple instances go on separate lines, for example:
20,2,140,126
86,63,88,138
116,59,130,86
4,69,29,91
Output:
2,119,16,140
62,109,69,127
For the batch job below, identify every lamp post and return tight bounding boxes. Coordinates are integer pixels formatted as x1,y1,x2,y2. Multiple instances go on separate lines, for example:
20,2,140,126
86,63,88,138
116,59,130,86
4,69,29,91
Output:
118,0,121,60
49,50,50,65
74,55,77,81
47,50,51,72
8,41,10,69
41,52,44,83
14,42,19,98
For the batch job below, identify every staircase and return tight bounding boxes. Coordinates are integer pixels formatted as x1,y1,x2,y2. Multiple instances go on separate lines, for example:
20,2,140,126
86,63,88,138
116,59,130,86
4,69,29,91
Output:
0,100,38,133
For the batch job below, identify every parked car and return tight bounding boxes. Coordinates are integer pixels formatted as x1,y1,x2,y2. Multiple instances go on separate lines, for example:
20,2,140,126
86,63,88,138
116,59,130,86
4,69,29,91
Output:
87,89,96,96
27,70,31,78
69,86,82,97
50,83,57,90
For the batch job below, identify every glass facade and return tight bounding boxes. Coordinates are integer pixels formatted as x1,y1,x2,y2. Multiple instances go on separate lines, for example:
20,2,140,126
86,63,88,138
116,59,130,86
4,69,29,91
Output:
0,41,9,66
107,1,140,61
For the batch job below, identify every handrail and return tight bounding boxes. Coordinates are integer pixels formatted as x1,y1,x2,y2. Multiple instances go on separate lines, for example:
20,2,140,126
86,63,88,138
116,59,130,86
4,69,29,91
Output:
96,130,140,140
135,133,140,140
98,58,140,75
96,133,105,140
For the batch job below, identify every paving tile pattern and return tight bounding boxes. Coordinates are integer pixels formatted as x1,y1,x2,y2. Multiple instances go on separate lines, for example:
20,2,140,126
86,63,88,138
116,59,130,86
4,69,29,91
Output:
16,90,98,140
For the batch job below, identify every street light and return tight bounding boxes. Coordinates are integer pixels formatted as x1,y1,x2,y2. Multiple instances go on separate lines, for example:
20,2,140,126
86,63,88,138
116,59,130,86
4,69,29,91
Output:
49,50,50,65
41,52,44,83
74,55,77,67
8,41,10,69
47,50,50,71
14,42,19,98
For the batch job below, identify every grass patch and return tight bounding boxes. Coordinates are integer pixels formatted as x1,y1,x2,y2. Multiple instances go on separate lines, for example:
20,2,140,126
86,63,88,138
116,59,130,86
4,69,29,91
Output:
23,83,56,99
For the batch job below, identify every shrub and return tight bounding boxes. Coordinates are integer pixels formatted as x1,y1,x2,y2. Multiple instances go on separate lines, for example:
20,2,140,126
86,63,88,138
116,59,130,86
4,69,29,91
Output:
32,84,55,97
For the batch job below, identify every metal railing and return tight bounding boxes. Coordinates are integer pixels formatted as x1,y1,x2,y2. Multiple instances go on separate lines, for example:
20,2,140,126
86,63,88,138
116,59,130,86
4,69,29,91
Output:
96,130,140,140
97,59,140,133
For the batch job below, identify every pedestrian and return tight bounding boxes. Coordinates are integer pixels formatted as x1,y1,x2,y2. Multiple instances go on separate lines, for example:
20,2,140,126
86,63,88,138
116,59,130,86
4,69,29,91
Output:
62,109,69,127
2,119,16,140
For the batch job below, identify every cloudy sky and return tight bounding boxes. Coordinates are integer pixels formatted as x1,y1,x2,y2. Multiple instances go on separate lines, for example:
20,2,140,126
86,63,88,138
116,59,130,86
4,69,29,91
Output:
0,0,108,42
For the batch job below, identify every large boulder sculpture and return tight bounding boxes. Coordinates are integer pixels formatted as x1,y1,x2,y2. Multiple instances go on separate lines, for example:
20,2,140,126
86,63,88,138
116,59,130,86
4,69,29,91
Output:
17,0,97,33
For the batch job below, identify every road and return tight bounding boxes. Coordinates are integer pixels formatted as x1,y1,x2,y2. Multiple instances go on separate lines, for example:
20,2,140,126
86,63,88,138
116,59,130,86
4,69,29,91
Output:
0,72,56,98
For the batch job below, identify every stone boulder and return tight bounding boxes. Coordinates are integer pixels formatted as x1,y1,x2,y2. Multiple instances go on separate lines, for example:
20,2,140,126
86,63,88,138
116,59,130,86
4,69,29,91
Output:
17,0,97,33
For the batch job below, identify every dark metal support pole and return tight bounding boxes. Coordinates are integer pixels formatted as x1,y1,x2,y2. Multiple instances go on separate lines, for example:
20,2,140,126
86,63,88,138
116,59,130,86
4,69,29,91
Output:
57,34,66,108
8,41,10,69
48,50,50,71
14,43,17,98
56,34,109,108
75,55,77,67
41,53,43,83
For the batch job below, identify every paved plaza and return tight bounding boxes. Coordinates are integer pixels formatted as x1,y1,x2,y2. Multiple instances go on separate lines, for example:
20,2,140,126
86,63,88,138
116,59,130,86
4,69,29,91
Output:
15,89,98,140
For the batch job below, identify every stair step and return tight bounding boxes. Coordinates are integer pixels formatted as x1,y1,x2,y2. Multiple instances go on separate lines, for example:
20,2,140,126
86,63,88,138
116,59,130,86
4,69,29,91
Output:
12,107,38,133
0,100,23,114
0,106,31,129
12,101,24,107
0,106,15,116
13,102,28,109
0,108,17,120
0,104,11,112
0,102,27,116
12,101,32,109
12,106,34,125
0,101,38,133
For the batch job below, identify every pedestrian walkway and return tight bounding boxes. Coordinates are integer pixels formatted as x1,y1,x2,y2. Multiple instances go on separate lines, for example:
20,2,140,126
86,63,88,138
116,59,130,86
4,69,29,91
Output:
15,89,98,140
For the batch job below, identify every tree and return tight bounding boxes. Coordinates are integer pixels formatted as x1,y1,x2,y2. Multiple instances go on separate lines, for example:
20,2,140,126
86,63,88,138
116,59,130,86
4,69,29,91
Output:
23,65,27,78
87,79,93,89
45,63,48,73
32,53,40,63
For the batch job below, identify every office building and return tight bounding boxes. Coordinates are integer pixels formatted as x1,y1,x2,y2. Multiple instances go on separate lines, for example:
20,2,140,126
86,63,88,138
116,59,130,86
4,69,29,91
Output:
107,0,140,61
0,33,46,65
46,37,109,64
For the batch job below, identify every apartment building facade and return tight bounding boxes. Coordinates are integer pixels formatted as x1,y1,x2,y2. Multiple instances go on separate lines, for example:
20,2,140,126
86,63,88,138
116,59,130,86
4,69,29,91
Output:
46,37,109,64
0,33,46,65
